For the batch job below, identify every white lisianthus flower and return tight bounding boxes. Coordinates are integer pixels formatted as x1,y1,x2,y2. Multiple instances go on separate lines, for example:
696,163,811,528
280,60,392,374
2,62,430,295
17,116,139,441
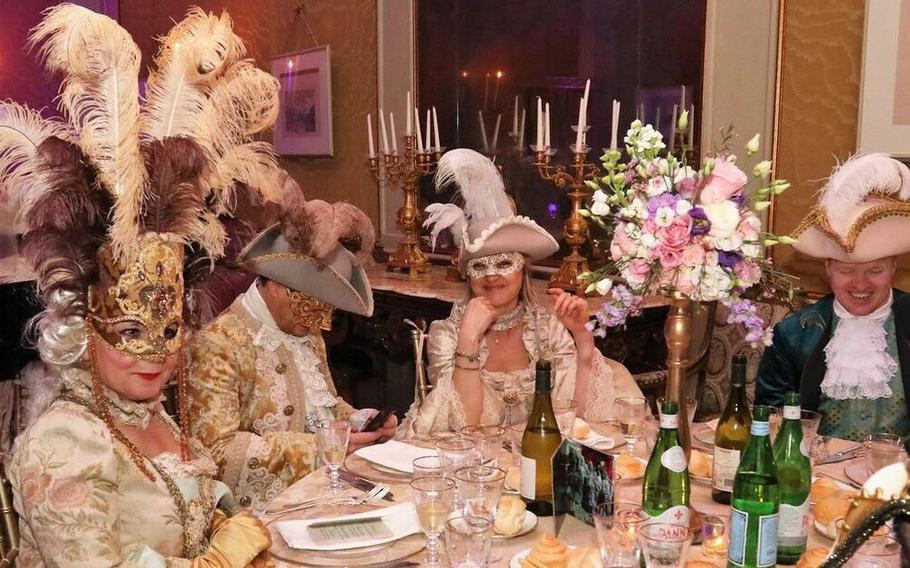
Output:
753,160,772,178
593,189,609,203
703,201,740,239
640,233,658,248
745,134,761,155
591,201,610,216
655,206,676,227
645,176,668,197
675,199,693,215
595,278,613,296
674,165,697,183
713,234,744,252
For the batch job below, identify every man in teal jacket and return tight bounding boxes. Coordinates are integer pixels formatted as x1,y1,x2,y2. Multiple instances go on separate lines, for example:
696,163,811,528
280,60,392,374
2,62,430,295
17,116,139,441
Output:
755,154,910,441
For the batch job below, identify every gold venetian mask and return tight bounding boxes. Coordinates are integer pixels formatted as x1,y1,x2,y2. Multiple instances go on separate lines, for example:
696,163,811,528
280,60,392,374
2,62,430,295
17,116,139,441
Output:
89,237,185,359
287,289,334,331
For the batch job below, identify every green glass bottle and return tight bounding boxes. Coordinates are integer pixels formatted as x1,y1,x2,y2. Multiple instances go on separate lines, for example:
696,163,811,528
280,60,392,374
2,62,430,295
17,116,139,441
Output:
728,405,779,568
773,392,811,564
712,355,751,504
642,400,690,526
520,359,562,517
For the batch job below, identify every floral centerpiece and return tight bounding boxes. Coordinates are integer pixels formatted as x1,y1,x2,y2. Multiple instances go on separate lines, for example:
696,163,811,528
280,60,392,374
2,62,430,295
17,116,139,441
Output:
582,114,795,345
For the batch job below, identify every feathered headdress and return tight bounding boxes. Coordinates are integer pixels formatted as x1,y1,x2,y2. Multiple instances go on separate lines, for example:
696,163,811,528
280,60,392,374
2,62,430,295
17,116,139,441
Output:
240,171,376,316
424,148,558,268
793,153,910,262
0,4,282,361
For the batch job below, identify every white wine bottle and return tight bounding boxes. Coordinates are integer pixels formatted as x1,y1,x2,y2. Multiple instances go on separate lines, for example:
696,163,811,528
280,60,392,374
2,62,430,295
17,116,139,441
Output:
520,359,562,516
713,355,751,504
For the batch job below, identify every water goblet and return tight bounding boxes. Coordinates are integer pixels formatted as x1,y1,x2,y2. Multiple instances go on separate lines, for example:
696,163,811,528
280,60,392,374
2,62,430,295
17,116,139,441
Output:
410,476,456,567
593,501,648,568
453,465,506,520
616,397,647,455
864,433,904,476
552,398,578,438
461,425,506,467
638,522,692,568
445,515,493,568
413,455,446,478
435,438,479,478
315,419,351,494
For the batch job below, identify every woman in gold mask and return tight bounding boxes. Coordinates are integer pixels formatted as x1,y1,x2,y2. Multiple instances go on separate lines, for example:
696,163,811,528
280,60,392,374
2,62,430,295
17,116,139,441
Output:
4,5,281,567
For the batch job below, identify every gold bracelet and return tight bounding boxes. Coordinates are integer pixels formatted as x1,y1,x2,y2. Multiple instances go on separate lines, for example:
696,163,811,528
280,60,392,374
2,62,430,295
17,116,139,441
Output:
454,361,481,371
454,349,481,362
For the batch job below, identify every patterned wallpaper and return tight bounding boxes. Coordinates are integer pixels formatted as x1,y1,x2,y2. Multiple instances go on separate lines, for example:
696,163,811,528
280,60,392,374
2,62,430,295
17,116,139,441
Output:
119,0,380,224
771,0,910,292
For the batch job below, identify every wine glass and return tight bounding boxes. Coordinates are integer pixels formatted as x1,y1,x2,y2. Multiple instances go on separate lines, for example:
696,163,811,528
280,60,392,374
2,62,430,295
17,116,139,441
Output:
552,398,578,438
315,419,351,494
410,476,456,566
616,397,647,456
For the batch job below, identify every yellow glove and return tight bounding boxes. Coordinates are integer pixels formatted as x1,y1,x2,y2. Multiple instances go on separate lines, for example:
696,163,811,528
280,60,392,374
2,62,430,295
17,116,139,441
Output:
190,511,272,568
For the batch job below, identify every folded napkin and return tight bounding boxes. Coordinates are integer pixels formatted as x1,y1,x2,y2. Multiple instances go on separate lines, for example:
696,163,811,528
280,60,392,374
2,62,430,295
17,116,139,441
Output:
571,418,616,451
275,502,420,551
354,439,435,473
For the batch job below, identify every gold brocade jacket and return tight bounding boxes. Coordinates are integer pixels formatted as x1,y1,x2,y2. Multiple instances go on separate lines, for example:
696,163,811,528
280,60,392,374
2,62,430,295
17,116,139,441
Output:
187,297,355,512
8,369,226,568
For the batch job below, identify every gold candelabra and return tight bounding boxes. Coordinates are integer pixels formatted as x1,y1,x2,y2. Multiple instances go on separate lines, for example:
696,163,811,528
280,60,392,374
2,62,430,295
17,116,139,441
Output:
534,145,600,295
367,134,442,273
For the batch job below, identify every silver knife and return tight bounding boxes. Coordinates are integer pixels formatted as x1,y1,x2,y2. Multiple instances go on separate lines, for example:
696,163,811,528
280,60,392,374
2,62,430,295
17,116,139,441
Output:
338,469,395,501
814,445,863,465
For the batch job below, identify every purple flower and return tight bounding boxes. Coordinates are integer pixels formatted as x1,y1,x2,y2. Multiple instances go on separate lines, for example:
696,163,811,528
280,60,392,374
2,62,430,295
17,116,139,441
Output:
717,251,742,269
589,284,643,331
725,298,772,347
647,193,680,217
730,192,748,207
689,207,711,236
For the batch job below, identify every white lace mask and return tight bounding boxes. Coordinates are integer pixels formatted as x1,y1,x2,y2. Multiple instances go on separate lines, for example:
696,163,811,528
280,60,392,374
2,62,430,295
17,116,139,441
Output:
466,252,525,279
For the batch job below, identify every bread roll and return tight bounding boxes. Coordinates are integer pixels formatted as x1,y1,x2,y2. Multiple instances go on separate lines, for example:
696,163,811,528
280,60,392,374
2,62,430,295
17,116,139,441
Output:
566,546,602,568
521,534,568,568
689,450,713,477
810,477,842,503
615,454,646,479
494,495,526,535
812,496,850,526
572,420,591,439
505,466,521,491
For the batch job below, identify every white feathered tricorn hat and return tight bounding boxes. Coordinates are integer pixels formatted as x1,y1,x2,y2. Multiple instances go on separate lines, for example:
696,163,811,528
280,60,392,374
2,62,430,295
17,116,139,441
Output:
424,148,558,269
239,171,375,316
792,153,910,262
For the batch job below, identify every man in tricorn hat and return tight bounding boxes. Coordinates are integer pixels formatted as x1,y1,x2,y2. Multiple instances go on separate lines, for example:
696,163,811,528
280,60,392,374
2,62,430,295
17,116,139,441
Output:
756,153,910,441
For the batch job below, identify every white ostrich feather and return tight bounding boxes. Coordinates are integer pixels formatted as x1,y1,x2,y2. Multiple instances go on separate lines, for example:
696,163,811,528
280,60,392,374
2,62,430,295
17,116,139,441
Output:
433,148,513,223
141,7,245,141
423,202,467,250
0,101,71,226
821,152,910,235
208,141,281,213
29,3,145,260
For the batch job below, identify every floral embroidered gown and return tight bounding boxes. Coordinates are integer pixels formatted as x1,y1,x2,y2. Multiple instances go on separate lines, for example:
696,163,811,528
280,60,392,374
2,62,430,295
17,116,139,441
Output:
399,302,644,438
8,369,230,568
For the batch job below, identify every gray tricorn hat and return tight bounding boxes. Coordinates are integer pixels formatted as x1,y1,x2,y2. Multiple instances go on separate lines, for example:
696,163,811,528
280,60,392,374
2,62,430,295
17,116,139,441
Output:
239,173,375,316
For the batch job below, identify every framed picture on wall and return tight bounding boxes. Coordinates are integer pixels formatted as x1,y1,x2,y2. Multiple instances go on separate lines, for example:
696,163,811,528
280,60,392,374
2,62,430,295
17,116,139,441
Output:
272,46,334,157
857,0,910,157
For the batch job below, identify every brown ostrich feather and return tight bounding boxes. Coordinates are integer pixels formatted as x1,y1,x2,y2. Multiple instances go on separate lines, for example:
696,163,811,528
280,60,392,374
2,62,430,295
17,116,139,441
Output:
138,137,208,241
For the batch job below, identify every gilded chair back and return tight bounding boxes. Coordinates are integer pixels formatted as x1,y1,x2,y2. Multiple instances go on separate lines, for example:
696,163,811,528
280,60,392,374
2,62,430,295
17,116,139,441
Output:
0,456,19,567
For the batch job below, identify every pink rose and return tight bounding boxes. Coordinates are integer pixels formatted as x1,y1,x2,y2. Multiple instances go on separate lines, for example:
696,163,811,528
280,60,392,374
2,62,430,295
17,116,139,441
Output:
658,246,683,269
48,476,91,509
658,217,692,251
623,259,651,285
734,260,762,286
612,224,638,257
675,269,696,295
682,243,706,266
737,213,761,241
700,157,747,205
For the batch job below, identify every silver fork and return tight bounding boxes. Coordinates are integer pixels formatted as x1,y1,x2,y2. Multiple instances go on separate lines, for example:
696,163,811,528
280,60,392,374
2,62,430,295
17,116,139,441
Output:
264,484,390,525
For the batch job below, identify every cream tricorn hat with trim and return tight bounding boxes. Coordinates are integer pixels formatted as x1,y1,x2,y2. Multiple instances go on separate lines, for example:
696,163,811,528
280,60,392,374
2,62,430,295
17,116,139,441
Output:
239,172,375,316
423,148,558,269
792,153,910,262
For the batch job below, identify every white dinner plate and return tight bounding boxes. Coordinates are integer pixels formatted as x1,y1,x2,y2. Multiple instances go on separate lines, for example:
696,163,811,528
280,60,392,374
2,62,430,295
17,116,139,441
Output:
844,460,870,487
493,510,538,540
510,545,578,568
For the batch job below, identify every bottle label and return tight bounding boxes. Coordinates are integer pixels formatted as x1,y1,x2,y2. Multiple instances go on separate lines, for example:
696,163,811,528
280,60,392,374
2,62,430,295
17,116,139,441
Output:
750,420,769,436
660,413,678,429
778,498,810,547
783,405,800,420
712,447,741,492
728,506,779,568
520,456,536,500
647,505,690,527
660,446,687,473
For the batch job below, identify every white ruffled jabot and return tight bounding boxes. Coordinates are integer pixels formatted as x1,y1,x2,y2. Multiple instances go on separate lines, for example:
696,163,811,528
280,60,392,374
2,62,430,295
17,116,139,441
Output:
822,292,897,400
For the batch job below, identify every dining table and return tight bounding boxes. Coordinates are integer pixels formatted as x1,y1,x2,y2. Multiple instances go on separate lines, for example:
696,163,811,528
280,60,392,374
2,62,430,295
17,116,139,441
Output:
261,422,869,567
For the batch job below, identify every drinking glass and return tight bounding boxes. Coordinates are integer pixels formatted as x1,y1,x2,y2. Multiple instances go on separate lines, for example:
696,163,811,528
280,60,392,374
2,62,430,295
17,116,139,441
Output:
844,535,900,568
616,397,648,455
413,455,447,478
552,398,579,438
864,433,904,476
461,425,506,467
593,501,648,568
410,476,456,566
454,465,506,520
701,515,727,558
435,438,479,478
445,515,493,568
800,409,822,456
638,522,692,568
315,419,351,494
